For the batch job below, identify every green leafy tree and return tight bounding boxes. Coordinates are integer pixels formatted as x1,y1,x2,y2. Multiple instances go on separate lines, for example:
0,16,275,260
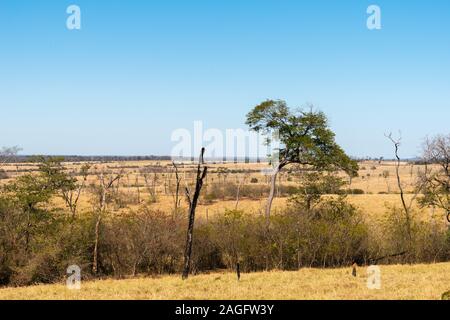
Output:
4,171,54,252
36,156,90,217
246,100,358,219
5,173,53,213
3,156,89,252
289,172,347,211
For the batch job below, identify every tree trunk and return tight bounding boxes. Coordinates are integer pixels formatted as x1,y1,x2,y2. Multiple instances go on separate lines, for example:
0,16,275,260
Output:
265,164,282,221
136,176,141,203
92,173,120,275
387,134,413,246
182,148,207,280
92,213,101,274
234,178,243,210
236,262,241,281
182,204,196,280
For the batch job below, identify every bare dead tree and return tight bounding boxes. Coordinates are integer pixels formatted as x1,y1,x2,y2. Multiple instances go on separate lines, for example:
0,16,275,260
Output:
92,171,122,274
0,147,22,179
172,161,182,215
0,146,22,164
234,175,244,210
182,148,208,280
417,135,450,223
126,173,131,198
385,133,413,244
143,169,159,203
0,146,22,178
135,175,141,203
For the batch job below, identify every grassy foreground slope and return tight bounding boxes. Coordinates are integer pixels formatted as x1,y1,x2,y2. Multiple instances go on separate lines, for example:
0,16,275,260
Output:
0,263,449,300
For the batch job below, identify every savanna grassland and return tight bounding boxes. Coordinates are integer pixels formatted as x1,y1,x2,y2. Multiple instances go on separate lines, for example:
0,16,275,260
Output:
0,159,443,219
0,158,449,300
0,263,449,300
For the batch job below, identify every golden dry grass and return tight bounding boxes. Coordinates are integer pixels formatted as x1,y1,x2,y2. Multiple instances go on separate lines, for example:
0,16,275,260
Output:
2,159,447,238
1,160,448,300
0,263,449,300
0,160,431,196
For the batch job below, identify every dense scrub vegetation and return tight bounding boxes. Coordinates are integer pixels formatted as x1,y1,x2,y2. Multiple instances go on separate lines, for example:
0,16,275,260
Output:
0,157,449,287
1,195,449,287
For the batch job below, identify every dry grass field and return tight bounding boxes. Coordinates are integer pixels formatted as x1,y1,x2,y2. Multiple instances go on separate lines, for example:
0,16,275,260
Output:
0,159,441,220
2,159,446,230
0,159,448,300
0,263,449,300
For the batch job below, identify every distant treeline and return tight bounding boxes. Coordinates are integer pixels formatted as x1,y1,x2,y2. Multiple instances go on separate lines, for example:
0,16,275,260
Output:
0,155,172,163
1,154,422,164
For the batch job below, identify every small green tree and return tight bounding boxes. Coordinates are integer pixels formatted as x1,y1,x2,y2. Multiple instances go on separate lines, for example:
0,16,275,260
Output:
246,100,358,219
3,156,90,253
4,171,54,252
289,172,346,211
36,156,90,217
5,173,53,213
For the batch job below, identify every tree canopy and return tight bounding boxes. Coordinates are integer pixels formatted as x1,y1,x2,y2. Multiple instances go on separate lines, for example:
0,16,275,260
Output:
246,100,358,175
246,100,358,218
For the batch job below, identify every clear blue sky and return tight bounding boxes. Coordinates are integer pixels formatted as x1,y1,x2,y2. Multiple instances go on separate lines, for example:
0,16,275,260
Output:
1,0,449,158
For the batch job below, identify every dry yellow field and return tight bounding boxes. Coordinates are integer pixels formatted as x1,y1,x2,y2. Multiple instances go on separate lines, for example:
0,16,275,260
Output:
1,159,448,301
0,263,449,300
1,159,447,235
0,160,440,221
